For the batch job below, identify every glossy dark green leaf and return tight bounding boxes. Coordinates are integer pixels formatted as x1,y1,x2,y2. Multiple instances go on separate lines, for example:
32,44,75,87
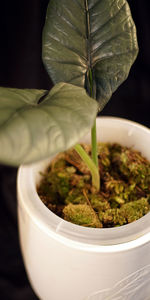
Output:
43,0,138,110
0,83,98,166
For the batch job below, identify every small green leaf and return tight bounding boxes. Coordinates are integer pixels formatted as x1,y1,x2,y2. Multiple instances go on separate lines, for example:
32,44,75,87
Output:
43,0,138,110
0,83,98,166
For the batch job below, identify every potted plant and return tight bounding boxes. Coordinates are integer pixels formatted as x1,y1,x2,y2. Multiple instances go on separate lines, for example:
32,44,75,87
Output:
1,0,150,299
18,118,150,300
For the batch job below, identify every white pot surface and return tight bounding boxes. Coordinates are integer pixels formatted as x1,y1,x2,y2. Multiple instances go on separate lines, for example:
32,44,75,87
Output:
17,117,150,300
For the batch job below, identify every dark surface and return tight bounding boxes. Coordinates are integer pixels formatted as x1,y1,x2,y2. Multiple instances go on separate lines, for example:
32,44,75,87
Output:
0,1,149,299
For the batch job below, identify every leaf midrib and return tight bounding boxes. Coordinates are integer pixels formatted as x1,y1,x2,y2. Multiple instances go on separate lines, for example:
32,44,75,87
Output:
84,0,91,71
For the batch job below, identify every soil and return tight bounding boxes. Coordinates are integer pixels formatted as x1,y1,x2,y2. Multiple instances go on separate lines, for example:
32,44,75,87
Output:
37,143,150,228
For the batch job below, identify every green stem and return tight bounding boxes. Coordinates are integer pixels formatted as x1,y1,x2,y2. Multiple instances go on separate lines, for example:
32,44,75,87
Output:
74,68,100,191
88,69,99,169
91,119,98,168
89,69,100,189
74,144,100,191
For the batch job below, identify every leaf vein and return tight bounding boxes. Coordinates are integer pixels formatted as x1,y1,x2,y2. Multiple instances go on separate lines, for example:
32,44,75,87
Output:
94,48,137,67
89,0,100,11
56,10,86,39
47,33,87,62
91,2,127,36
91,28,131,57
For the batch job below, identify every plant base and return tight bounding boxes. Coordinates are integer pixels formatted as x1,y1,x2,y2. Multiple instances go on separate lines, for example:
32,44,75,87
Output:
38,143,150,228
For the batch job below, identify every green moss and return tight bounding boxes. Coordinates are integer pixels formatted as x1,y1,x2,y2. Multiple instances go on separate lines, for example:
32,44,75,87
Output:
99,197,150,227
38,143,150,228
104,174,126,194
63,203,102,228
99,208,126,227
38,168,71,203
90,194,110,211
110,196,125,205
121,197,150,223
97,143,111,172
52,157,67,170
111,146,150,187
65,166,76,174
65,190,86,205
47,171,70,199
70,174,90,189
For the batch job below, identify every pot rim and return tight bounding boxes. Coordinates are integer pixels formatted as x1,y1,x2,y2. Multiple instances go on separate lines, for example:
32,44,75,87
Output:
17,116,150,252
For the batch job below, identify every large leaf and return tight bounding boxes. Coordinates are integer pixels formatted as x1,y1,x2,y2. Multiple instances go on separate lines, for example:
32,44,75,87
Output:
0,83,98,166
43,0,138,110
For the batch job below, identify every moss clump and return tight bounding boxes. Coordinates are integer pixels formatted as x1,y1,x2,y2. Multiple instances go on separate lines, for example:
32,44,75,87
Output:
99,208,126,227
111,145,150,191
99,197,149,227
97,143,111,173
65,190,87,205
63,203,102,228
38,143,150,228
90,194,110,211
120,197,149,223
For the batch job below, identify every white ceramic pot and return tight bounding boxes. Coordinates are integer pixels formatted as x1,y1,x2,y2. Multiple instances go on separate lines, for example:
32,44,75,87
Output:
17,117,150,300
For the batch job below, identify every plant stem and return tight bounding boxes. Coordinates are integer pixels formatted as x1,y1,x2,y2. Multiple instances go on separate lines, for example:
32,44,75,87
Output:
74,144,100,191
88,69,99,168
74,68,100,191
91,119,98,168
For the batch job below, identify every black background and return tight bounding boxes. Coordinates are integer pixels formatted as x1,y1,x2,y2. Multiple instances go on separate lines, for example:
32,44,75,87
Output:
0,1,150,299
